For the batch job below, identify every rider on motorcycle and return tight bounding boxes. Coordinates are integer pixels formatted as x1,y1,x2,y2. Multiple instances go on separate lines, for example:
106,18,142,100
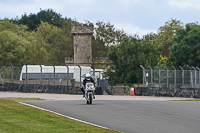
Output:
81,73,95,99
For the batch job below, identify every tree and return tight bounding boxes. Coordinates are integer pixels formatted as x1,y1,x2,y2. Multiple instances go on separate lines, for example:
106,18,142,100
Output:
141,32,156,43
92,36,108,58
24,31,49,65
0,30,25,66
141,33,160,66
94,21,127,46
106,37,159,85
18,9,63,31
70,78,75,89
0,20,34,66
0,18,73,66
91,21,128,68
152,19,183,56
166,23,200,67
35,21,73,65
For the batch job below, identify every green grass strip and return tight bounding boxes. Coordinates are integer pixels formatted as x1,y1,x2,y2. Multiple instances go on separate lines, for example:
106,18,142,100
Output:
0,98,119,133
172,99,200,101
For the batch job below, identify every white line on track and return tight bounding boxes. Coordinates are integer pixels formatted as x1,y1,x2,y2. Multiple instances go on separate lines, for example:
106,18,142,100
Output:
18,101,122,133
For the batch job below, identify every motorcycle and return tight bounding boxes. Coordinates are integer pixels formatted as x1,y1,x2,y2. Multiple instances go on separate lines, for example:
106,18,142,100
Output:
84,82,95,104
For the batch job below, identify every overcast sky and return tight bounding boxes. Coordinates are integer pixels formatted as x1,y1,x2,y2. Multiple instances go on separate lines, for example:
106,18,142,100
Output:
0,0,200,37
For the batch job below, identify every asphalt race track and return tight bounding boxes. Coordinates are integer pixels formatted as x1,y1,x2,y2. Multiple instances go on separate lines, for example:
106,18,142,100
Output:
21,100,200,133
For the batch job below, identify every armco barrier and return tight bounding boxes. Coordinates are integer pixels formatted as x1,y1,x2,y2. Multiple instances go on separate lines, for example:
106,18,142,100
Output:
134,87,200,98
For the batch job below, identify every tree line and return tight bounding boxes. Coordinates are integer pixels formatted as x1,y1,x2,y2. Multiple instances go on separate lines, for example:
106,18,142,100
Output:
1,9,200,85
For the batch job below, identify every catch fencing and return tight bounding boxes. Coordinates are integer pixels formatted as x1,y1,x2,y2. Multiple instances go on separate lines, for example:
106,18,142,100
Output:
0,64,106,94
0,65,73,86
140,65,200,89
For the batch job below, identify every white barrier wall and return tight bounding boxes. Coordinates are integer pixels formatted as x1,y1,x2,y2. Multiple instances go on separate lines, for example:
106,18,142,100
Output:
20,65,104,81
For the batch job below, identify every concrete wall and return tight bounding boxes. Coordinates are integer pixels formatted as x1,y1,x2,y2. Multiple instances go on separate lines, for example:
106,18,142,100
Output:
0,83,103,95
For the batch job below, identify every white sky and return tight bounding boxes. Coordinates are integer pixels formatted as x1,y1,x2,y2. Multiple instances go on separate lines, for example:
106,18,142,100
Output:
0,0,200,37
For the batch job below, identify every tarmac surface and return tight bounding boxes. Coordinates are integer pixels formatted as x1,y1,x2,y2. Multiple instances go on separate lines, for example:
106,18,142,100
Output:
22,100,200,133
1,92,199,133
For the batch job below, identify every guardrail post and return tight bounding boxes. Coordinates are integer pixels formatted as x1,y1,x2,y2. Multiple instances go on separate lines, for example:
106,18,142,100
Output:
179,66,184,88
140,65,145,87
164,66,169,88
172,66,176,88
148,66,153,87
196,67,200,89
156,66,161,88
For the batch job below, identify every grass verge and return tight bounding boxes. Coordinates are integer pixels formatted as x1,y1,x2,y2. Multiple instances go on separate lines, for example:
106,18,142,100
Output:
172,99,200,101
0,98,119,133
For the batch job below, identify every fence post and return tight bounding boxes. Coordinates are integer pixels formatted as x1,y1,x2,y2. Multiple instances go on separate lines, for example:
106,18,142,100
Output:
190,70,193,88
39,64,42,85
23,63,27,92
140,65,145,87
77,65,81,88
192,66,196,88
148,66,153,87
90,65,95,76
10,63,13,84
52,65,55,87
156,66,160,88
172,66,176,88
66,64,69,89
164,66,169,88
196,67,200,89
179,66,184,88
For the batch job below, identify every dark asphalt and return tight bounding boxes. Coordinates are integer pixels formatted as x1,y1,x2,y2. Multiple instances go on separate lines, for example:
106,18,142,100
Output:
22,100,200,133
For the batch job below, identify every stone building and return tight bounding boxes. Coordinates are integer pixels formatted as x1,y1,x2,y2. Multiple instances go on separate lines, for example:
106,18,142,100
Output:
65,23,94,66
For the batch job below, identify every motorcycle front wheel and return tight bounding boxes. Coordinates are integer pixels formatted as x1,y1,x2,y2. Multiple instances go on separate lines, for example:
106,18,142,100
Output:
89,93,92,104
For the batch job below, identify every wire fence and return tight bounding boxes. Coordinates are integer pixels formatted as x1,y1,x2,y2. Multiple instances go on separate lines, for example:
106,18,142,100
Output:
0,66,74,87
140,65,200,89
0,65,108,94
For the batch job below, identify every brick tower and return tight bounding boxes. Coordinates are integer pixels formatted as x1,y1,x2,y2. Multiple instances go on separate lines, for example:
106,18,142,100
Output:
65,23,94,66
